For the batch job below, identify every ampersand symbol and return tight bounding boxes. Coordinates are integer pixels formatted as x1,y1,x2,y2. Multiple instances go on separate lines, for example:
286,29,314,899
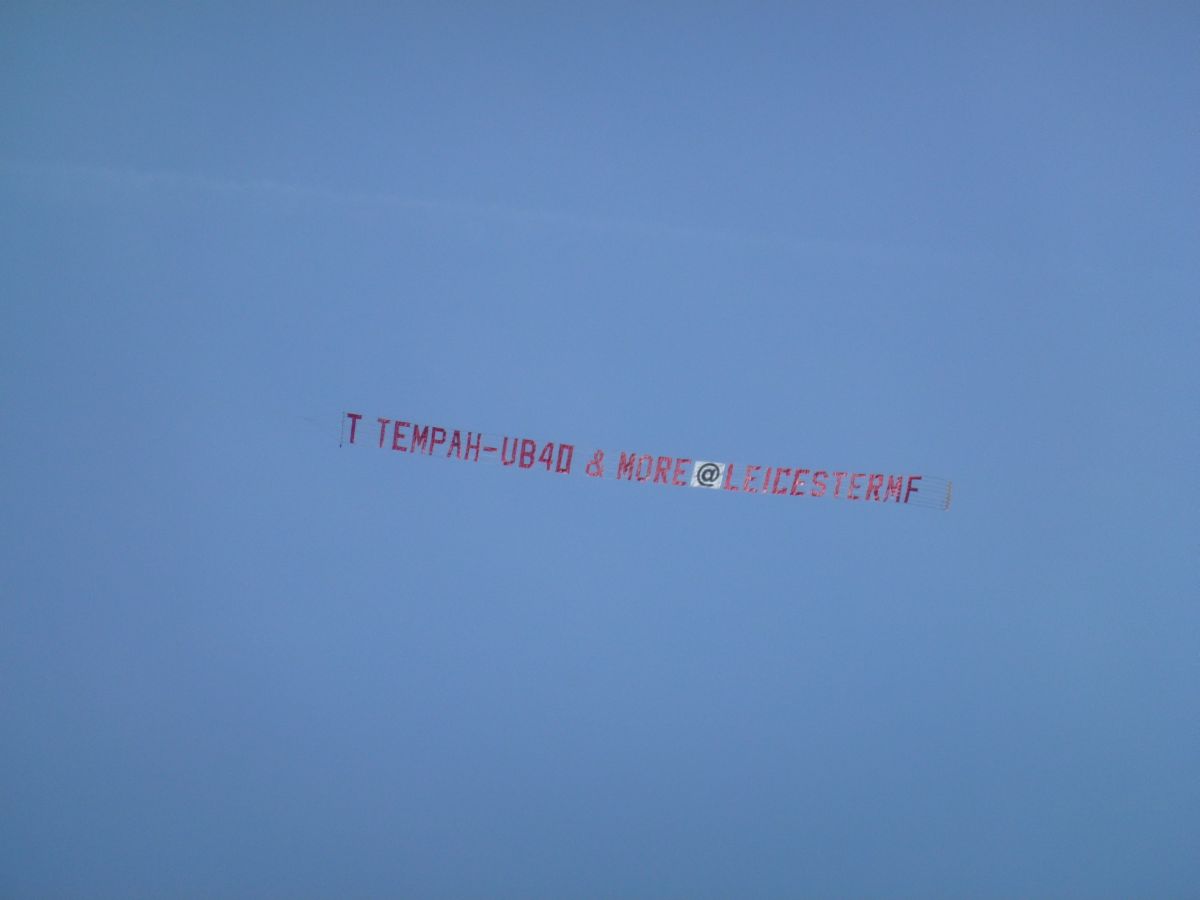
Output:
586,449,605,478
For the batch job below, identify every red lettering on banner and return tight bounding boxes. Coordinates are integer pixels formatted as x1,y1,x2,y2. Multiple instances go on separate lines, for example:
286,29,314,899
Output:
519,439,537,468
723,464,739,492
586,450,605,477
556,444,574,473
865,474,884,501
904,475,922,503
342,412,946,512
773,467,791,495
848,473,864,500
392,420,409,452
672,458,691,486
617,452,636,480
634,454,653,481
653,456,672,484
885,475,903,502
412,424,429,453
791,468,809,496
743,465,761,493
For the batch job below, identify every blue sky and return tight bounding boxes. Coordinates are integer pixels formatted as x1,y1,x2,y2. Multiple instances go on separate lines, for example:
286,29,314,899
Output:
2,4,1197,897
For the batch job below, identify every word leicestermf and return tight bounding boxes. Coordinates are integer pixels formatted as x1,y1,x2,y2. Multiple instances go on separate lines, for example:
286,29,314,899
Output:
341,412,952,510
619,454,925,503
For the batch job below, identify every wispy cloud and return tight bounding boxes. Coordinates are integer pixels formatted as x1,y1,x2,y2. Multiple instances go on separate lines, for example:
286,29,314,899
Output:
0,157,969,267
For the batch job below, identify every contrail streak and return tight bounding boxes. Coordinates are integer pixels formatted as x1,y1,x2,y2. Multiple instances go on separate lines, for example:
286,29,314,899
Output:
0,157,969,266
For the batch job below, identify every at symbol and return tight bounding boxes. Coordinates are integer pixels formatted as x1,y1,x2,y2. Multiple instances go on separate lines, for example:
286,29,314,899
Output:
696,463,722,487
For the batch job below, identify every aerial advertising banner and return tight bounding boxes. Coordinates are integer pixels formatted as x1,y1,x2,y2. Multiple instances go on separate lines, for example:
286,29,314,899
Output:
342,411,952,511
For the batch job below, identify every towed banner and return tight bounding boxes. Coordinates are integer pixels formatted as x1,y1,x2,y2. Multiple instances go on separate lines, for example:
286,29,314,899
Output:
342,411,953,511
